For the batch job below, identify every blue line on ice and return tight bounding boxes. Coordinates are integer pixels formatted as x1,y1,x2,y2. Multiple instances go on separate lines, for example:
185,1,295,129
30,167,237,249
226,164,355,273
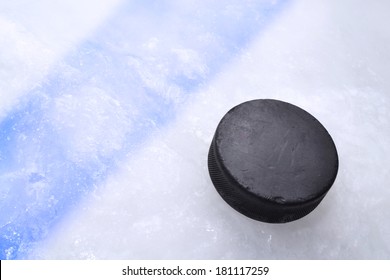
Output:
0,0,289,259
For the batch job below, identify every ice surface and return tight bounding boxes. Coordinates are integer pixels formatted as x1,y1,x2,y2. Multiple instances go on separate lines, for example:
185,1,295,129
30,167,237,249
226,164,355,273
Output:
0,0,121,120
1,0,390,259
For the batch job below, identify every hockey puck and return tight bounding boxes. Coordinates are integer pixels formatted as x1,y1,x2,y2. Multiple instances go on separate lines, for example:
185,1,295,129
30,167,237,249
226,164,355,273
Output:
208,99,338,223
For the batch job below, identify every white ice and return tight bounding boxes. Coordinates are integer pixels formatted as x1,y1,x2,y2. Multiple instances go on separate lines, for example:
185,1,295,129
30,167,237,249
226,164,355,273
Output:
1,0,390,259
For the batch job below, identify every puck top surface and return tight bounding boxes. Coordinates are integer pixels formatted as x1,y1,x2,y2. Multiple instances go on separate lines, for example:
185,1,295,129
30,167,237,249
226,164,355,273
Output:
209,99,338,222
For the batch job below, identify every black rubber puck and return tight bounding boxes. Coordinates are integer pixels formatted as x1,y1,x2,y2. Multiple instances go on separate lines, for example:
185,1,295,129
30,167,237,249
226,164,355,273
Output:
208,99,338,223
